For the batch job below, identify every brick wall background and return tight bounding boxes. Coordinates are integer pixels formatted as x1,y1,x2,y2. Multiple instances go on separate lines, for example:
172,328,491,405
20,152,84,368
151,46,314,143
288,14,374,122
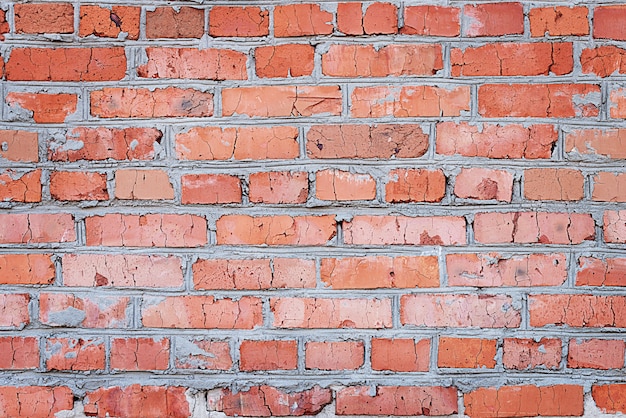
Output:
0,1,625,417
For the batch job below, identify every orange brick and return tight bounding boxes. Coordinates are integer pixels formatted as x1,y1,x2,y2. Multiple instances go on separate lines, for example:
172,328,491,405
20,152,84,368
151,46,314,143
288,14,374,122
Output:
174,339,232,370
0,294,30,329
594,6,626,40
582,46,626,77
271,297,392,329
592,384,626,414
209,6,269,37
463,3,524,37
0,254,54,285
337,386,457,416
371,338,430,372
592,172,626,201
503,338,562,370
274,4,333,37
320,256,439,289
438,337,497,368
401,294,521,328
0,386,73,417
50,171,108,201
351,85,470,117
401,6,460,36
568,339,625,369
322,44,442,77
530,6,589,36
255,44,315,78
305,341,364,370
343,215,466,246
45,338,105,371
524,168,584,201
6,92,78,123
0,130,39,162
39,293,131,328
192,259,271,290
138,48,247,80
181,174,241,204
6,48,126,81
454,168,513,202
529,294,626,327
363,3,397,35
83,386,189,418
0,169,41,202
576,257,626,286
0,10,7,40
239,340,297,371
249,171,308,204
604,210,626,243
0,214,76,244
146,7,204,38
316,169,376,201
115,169,173,200
337,3,364,35
79,5,140,39
385,169,445,203
222,86,341,117
569,129,626,159
0,337,39,369
111,338,170,370
14,3,74,34
216,214,336,245
176,126,299,161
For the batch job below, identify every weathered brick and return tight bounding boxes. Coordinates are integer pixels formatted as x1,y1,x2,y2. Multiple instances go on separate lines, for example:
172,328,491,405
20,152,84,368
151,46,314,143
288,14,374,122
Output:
454,168,513,202
14,3,74,34
255,45,314,78
363,3,397,35
146,7,204,38
604,210,626,243
0,337,39,369
530,6,589,37
0,214,76,244
115,169,174,200
610,87,626,118
83,386,189,418
181,174,241,204
0,130,39,162
6,92,78,123
565,128,626,160
216,215,336,245
576,257,626,286
240,340,297,371
371,338,430,372
50,171,108,201
39,293,131,328
592,172,626,202
592,384,626,414
316,169,376,201
438,337,497,368
274,4,333,37
305,341,364,370
568,339,625,369
249,171,308,204
174,338,232,370
0,294,30,329
79,5,140,39
0,254,54,285
524,168,584,201
210,7,269,37
0,386,73,417
385,169,445,203
337,3,364,35
529,294,626,327
401,6,460,36
0,169,41,202
138,48,247,80
503,338,562,370
582,46,626,77
463,3,524,37
111,337,170,370
45,337,105,371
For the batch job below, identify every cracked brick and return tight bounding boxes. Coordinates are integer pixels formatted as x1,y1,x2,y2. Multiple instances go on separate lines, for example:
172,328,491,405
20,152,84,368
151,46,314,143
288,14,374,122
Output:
0,337,39,369
249,171,308,204
6,92,78,124
0,213,75,244
316,169,376,201
255,44,314,78
111,337,170,371
39,293,131,328
115,169,174,200
529,294,626,327
503,338,562,370
79,5,140,39
139,48,247,80
14,3,74,34
146,7,203,39
240,340,297,371
50,171,108,201
0,169,41,203
576,256,626,286
438,337,497,369
0,254,54,285
0,130,39,162
83,385,189,418
274,4,333,37
371,338,431,372
45,337,105,371
524,168,584,201
401,6,460,36
386,169,446,203
305,341,364,370
210,6,269,37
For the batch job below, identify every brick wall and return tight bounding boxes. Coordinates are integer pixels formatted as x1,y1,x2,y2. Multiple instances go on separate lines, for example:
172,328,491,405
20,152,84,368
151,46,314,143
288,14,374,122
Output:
0,1,625,417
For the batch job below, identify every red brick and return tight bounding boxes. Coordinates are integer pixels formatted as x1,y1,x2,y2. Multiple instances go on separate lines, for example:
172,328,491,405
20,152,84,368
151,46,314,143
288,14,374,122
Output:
79,5,140,40
336,386,458,416
503,338,562,370
0,169,41,202
371,338,430,372
115,169,173,200
85,213,206,247
610,87,626,118
0,386,73,418
45,337,105,371
437,122,557,159
0,10,8,40
174,339,232,370
385,169,445,203
63,254,183,288
50,127,162,161
216,215,336,245
530,6,589,37
401,294,521,328
307,124,429,159
305,341,364,370
6,92,78,123
438,337,496,369
454,168,513,201
273,258,317,288
39,293,131,328
451,43,573,76
568,339,625,369
363,3,397,35
322,44,442,77
582,46,626,77
594,6,626,40
210,6,268,37
566,128,626,159
50,171,108,201
14,3,74,34
176,126,299,161
0,130,39,162
6,48,126,81
146,7,204,38
447,253,567,287
222,86,341,117
592,384,626,413
249,171,308,204
478,84,600,118
524,168,584,201
593,172,626,202
529,294,626,327
141,296,262,329
181,174,241,204
0,254,54,285
111,337,169,370
0,294,30,329
316,169,376,201
337,3,363,35
83,385,189,418
274,4,333,37
271,297,392,329
91,87,213,118
351,85,470,117
0,214,76,244
0,337,39,369
463,3,523,37
138,48,247,80
208,386,332,417
240,340,297,371
321,256,439,289
473,212,595,244
256,45,314,78
604,210,626,243
401,6,460,36
576,257,626,286
464,385,583,417
343,215,466,246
